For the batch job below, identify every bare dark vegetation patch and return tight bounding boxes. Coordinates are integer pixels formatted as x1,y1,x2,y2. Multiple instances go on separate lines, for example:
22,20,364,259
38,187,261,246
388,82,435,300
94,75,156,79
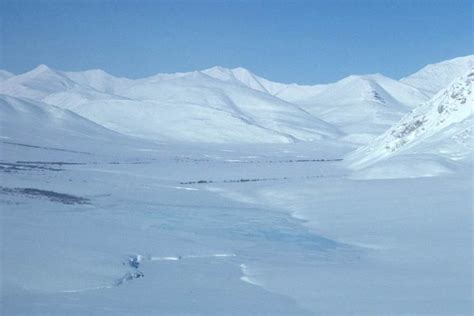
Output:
173,157,343,164
180,174,339,185
0,186,90,205
2,141,92,155
0,162,63,173
16,161,87,166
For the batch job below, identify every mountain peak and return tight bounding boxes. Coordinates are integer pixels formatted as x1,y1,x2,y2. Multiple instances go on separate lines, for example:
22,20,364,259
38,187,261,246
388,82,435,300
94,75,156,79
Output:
201,66,253,78
18,64,64,80
31,64,53,74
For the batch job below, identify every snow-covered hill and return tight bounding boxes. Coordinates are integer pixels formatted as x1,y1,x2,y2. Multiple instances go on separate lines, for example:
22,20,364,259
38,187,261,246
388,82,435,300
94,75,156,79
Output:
292,74,430,139
0,94,127,151
347,71,473,171
401,55,474,96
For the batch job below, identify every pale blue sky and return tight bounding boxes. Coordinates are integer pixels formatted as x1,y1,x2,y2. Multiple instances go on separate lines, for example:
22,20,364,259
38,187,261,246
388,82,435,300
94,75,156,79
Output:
1,0,472,84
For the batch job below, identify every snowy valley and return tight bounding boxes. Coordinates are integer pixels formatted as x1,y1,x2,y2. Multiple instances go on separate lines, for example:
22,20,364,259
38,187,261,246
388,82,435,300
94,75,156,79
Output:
0,55,473,315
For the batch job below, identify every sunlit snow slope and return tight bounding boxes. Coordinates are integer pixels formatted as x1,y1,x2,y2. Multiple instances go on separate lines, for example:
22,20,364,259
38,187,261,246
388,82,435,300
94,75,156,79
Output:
347,71,473,171
400,55,474,96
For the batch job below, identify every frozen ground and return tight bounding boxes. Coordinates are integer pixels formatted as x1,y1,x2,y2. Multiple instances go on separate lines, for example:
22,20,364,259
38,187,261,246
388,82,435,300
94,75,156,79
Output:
0,137,472,315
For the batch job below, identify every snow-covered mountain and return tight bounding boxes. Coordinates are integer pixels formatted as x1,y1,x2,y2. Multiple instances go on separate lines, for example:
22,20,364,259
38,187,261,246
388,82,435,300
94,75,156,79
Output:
292,74,430,139
180,66,431,138
0,65,342,143
347,71,473,170
0,56,472,144
0,65,116,104
400,55,474,96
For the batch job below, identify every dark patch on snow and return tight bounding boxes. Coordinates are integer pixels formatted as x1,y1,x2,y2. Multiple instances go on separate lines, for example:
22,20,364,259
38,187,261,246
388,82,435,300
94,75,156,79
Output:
16,161,87,166
371,90,386,104
180,174,342,185
115,271,144,286
2,141,92,155
115,255,146,286
0,187,91,205
128,255,141,268
0,162,63,173
174,157,342,164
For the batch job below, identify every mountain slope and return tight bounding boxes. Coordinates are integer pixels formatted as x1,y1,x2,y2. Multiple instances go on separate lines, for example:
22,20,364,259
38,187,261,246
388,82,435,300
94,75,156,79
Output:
347,71,473,170
68,72,342,143
65,69,134,95
163,67,430,139
400,55,474,96
288,74,430,140
0,94,123,144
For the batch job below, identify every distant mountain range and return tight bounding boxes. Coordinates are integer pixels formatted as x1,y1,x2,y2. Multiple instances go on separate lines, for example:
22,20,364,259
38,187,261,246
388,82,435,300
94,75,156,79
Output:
1,55,472,147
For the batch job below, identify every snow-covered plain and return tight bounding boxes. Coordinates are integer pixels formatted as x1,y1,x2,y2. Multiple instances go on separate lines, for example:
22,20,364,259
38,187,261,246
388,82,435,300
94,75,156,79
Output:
0,56,473,315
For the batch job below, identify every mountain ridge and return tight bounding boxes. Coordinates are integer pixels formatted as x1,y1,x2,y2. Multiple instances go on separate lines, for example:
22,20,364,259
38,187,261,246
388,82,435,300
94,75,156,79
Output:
1,55,472,144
